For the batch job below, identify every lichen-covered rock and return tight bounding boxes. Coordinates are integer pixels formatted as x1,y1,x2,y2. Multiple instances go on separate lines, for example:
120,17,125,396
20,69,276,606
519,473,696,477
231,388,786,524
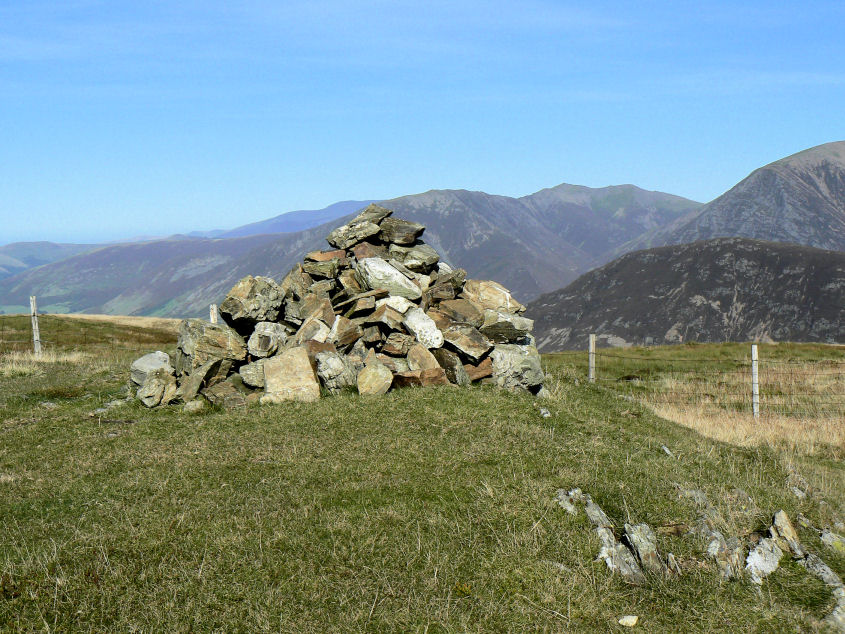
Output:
432,348,470,386
461,279,525,314
315,351,357,393
261,347,321,403
403,307,444,349
479,309,534,343
137,367,178,408
357,358,393,395
177,319,247,372
624,523,667,575
379,217,425,245
705,531,745,580
490,344,544,391
247,322,288,358
219,275,285,330
130,351,172,386
357,257,422,300
745,538,783,584
239,359,267,388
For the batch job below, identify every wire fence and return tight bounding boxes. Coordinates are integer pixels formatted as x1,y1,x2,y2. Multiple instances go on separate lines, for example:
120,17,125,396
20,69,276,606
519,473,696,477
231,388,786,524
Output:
588,348,844,420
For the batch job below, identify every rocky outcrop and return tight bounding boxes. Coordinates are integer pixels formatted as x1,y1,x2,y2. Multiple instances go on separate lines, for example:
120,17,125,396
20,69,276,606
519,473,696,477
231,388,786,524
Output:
529,238,845,350
131,204,544,406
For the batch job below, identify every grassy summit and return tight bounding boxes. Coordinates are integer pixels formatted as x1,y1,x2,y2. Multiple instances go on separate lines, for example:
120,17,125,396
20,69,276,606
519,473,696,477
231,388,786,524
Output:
1,316,843,631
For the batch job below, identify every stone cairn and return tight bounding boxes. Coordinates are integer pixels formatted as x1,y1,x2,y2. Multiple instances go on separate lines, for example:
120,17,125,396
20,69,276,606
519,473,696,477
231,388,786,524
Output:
130,204,545,409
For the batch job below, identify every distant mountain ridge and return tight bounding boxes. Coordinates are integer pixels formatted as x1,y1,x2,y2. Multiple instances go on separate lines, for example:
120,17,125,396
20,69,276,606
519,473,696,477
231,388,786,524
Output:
622,141,845,254
0,242,98,281
0,184,699,316
528,238,845,351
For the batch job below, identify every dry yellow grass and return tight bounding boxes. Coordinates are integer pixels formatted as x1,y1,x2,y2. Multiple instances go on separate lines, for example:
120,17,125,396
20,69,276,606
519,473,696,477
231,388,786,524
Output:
0,349,94,377
52,313,181,332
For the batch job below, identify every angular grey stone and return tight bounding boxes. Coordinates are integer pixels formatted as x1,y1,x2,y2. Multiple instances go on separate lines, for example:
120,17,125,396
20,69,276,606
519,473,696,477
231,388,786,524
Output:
769,510,804,557
379,217,425,245
219,275,286,329
745,538,783,584
554,489,579,515
596,526,646,585
391,243,439,272
130,351,172,386
442,324,491,362
584,497,614,529
705,531,745,580
798,554,845,631
326,220,381,250
489,344,544,390
478,309,534,343
357,258,422,300
177,319,247,372
432,348,470,386
350,203,393,225
357,359,393,395
137,367,178,408
461,279,525,314
624,523,667,575
177,358,233,401
183,398,207,414
404,307,444,348
239,359,267,388
315,351,357,393
293,316,331,345
821,529,845,554
247,322,288,358
261,347,321,403
202,376,248,409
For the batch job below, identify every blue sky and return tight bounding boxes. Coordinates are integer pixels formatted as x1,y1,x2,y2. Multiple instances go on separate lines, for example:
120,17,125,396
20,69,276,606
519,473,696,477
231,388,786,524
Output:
2,1,844,243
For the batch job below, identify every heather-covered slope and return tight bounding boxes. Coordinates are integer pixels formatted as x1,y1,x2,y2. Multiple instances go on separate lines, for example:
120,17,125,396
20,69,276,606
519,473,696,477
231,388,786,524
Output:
528,238,845,351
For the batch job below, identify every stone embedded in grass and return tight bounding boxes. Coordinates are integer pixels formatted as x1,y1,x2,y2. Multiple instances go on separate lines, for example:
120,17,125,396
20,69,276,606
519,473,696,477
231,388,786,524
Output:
130,351,172,386
490,344,544,391
596,526,646,585
705,531,745,580
821,529,845,554
745,538,783,585
769,510,804,557
623,523,667,575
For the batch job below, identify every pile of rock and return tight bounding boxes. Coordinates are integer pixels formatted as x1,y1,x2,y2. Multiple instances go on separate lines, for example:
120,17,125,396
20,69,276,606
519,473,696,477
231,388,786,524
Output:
130,204,544,408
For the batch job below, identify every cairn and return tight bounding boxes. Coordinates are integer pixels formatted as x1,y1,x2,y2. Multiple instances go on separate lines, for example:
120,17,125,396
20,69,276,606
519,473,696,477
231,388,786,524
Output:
130,204,545,408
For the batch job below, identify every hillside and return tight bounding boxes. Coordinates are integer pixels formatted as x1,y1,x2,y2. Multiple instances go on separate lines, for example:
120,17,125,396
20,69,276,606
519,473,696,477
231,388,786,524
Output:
0,185,698,316
622,141,845,253
528,238,845,351
0,242,97,281
1,318,843,630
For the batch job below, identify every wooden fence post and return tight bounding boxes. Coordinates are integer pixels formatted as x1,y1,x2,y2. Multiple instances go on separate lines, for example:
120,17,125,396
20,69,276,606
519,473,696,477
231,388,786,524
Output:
209,304,218,324
751,344,759,419
30,295,42,355
588,334,596,383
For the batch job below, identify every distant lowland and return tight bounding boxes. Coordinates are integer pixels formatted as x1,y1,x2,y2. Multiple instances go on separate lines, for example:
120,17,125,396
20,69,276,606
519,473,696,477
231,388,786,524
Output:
1,141,843,348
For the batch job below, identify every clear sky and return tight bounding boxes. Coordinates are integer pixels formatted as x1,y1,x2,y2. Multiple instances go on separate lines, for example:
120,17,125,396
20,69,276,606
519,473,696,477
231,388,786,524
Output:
2,1,844,244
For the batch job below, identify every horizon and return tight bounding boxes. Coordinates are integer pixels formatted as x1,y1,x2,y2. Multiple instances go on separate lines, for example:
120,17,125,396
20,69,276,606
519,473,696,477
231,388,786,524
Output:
3,1,845,243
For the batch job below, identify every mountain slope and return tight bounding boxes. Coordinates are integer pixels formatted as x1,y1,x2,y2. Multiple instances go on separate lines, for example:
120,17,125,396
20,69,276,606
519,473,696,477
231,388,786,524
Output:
219,200,376,238
0,185,697,316
0,242,97,280
622,141,845,253
528,238,845,351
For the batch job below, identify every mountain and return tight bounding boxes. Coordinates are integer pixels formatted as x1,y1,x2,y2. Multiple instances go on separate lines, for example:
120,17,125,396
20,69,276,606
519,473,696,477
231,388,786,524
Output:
380,185,700,299
0,185,697,316
528,238,845,351
0,242,97,280
622,141,845,254
219,200,377,238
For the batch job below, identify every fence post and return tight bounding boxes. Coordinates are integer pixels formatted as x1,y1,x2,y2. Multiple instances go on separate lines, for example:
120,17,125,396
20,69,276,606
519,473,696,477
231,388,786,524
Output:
30,295,42,355
588,334,596,383
209,304,218,324
751,344,759,419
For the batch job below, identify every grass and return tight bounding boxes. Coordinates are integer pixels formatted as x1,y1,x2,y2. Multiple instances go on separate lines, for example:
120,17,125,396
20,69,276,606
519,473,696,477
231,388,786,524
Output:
1,317,843,631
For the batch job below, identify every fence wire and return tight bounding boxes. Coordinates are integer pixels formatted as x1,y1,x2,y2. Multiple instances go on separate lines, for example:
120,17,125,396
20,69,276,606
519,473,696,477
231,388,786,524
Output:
589,349,844,420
